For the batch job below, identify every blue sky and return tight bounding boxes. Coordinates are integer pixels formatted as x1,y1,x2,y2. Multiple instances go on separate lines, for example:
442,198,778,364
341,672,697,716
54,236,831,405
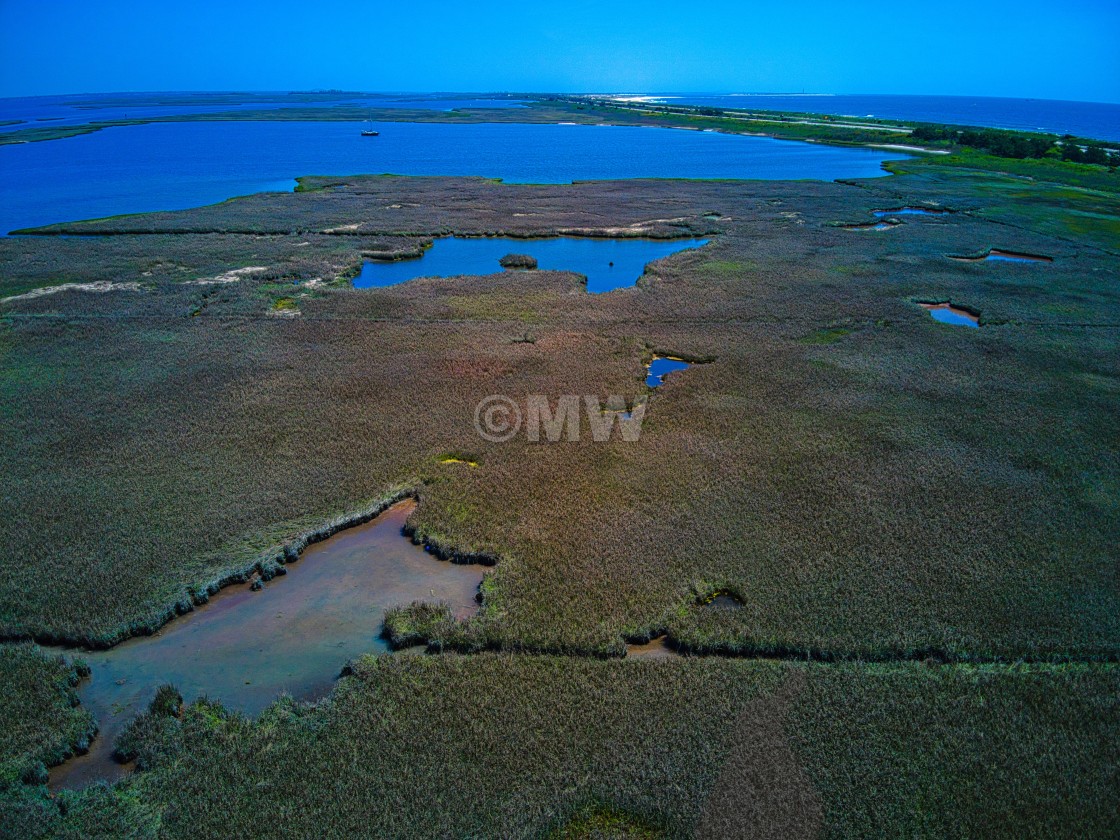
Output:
2,1,1118,103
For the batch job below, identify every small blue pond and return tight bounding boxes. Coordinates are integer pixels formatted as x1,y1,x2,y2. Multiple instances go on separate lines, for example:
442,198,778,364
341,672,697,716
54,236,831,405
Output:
984,250,1051,263
952,249,1053,264
872,208,947,217
355,236,708,294
920,302,980,328
647,356,691,386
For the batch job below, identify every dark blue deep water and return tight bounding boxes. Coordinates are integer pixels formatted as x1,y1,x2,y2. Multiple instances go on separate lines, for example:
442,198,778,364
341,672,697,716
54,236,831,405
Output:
633,94,1120,142
356,236,708,294
0,121,904,233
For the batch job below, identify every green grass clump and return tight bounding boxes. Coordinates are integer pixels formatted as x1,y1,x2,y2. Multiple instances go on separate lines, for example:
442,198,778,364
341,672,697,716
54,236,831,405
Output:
114,685,183,770
381,601,457,650
270,296,298,312
800,326,853,344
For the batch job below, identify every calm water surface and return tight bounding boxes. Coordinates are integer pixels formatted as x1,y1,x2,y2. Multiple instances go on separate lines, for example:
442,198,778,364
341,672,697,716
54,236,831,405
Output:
356,236,708,293
0,121,905,233
983,250,1052,263
48,500,484,790
952,249,1053,264
872,207,948,217
920,302,980,328
647,357,691,386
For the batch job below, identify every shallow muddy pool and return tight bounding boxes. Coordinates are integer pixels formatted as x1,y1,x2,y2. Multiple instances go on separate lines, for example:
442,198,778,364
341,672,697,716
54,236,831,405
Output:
48,500,484,790
920,302,980,328
646,356,691,386
355,236,708,294
625,636,679,659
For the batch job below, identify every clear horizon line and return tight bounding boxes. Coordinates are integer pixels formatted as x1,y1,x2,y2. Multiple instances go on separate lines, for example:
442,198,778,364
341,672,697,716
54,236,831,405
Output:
1,89,1119,107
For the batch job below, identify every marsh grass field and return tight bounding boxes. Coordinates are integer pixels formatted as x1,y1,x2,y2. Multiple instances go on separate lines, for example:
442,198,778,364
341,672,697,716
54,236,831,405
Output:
1,101,1119,837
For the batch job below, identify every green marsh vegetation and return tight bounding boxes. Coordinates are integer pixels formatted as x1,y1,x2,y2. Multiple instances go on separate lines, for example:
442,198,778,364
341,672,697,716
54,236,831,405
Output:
2,657,1116,838
2,173,1117,655
1,154,1118,834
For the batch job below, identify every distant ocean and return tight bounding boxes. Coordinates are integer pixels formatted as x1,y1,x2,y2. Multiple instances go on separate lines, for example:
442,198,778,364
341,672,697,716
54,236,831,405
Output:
619,94,1120,143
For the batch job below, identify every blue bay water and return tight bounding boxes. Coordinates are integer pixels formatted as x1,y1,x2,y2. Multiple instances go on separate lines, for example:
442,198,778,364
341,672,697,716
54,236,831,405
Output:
356,236,709,294
0,121,904,233
641,94,1120,142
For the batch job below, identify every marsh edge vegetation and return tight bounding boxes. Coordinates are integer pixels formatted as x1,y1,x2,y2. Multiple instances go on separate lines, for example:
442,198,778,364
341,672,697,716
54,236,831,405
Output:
3,654,1117,838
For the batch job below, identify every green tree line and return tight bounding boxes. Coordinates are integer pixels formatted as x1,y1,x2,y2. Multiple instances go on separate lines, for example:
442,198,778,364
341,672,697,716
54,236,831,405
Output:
912,124,1118,165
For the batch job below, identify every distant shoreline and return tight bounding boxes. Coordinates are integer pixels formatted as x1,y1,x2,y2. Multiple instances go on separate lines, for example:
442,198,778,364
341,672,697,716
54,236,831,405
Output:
1,93,1118,152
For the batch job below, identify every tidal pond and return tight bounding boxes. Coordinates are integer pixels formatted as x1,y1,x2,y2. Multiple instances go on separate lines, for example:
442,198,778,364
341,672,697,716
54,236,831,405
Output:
952,249,1053,263
49,500,484,790
646,356,691,387
356,236,708,294
872,207,949,217
920,302,980,328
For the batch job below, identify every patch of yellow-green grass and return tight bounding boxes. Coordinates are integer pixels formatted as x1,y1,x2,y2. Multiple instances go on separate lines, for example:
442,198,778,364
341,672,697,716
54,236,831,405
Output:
901,151,1120,193
1039,302,1094,318
270,297,298,312
1076,473,1120,516
439,456,479,468
548,805,665,839
1078,372,1120,393
801,327,853,345
445,291,553,321
699,259,754,278
1056,210,1120,242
